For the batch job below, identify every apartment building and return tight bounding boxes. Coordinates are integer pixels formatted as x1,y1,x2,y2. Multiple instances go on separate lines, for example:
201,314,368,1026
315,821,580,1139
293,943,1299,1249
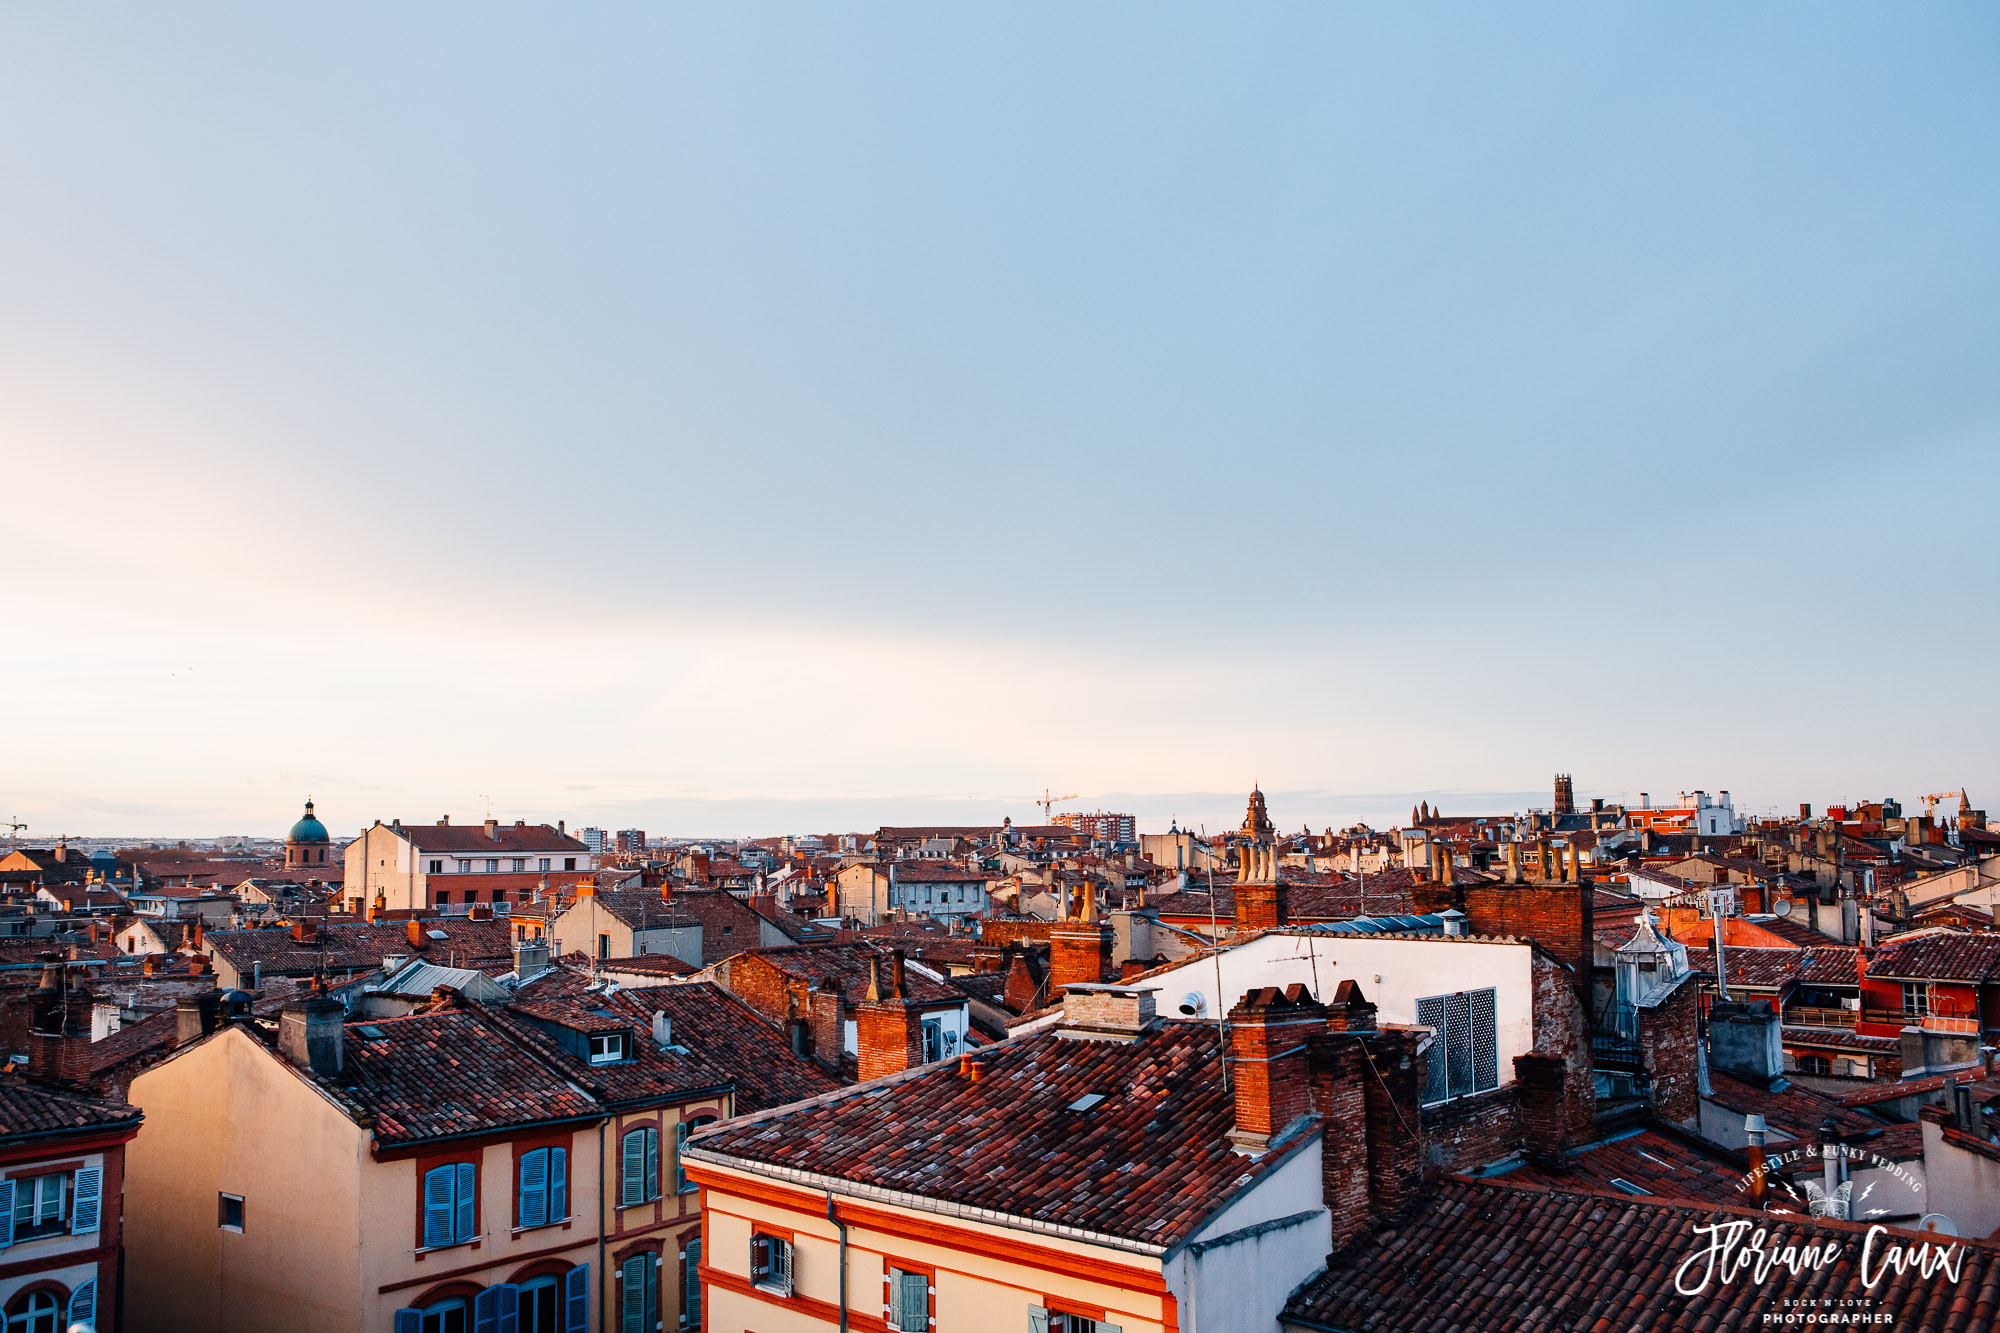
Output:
343,817,590,915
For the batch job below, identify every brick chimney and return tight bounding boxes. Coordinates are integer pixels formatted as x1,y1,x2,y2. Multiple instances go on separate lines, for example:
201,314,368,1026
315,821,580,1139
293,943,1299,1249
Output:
1057,984,1157,1041
854,950,925,1081
1513,1053,1570,1172
1234,843,1287,930
1003,947,1044,1014
1361,1026,1427,1222
806,976,845,1075
1326,979,1377,1032
1226,984,1326,1152
27,960,94,1086
277,997,347,1077
1049,921,1112,993
1310,1033,1371,1251
406,918,427,951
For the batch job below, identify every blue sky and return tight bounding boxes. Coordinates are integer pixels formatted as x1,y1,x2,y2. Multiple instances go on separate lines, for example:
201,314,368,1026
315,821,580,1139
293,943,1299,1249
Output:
6,6,1998,838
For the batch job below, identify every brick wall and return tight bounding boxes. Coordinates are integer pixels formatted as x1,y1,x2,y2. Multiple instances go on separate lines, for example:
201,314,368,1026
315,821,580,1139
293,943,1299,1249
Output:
1419,1084,1519,1176
1048,924,1112,991
1235,882,1285,931
716,954,804,1029
1638,977,1701,1129
1528,951,1595,1140
1513,1053,1570,1170
1226,987,1320,1145
1359,1029,1426,1222
854,1001,924,1081
1308,1036,1370,1250
981,920,1055,949
1460,884,1592,996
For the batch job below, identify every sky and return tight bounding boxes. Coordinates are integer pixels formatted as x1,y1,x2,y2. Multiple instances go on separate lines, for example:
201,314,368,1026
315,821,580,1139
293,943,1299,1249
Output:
4,5,1998,840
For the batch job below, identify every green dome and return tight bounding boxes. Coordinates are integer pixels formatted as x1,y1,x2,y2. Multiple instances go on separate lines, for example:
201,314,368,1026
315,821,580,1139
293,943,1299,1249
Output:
288,799,330,845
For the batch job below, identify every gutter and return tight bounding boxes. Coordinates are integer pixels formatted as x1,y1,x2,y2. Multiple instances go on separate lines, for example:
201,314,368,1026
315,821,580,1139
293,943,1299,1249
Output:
827,1192,849,1333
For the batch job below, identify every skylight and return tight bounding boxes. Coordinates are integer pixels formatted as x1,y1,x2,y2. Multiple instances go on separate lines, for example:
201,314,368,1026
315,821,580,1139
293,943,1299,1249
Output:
1066,1093,1106,1112
1607,1178,1653,1196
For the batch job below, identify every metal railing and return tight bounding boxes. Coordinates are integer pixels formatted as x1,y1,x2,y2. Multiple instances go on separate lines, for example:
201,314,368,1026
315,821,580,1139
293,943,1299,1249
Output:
1860,1008,1979,1034
1591,1034,1643,1071
1782,1006,1857,1029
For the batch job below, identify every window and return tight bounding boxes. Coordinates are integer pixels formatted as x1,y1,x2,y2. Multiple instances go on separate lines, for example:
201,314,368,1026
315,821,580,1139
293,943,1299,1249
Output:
1416,988,1499,1105
675,1115,716,1193
1029,1308,1121,1333
218,1192,245,1231
458,860,473,874
1902,983,1930,1017
518,1147,568,1229
539,858,551,873
598,934,611,961
486,859,500,873
619,1253,660,1333
519,1276,560,1333
512,859,526,873
620,1127,659,1206
66,1283,94,1333
428,860,443,874
421,1162,477,1249
750,1233,793,1295
565,858,577,872
589,1033,626,1065
922,1018,945,1064
888,1267,930,1332
415,1296,468,1333
680,1239,702,1328
1,1173,66,1241
1799,1055,1832,1076
5,1291,57,1333
435,892,451,907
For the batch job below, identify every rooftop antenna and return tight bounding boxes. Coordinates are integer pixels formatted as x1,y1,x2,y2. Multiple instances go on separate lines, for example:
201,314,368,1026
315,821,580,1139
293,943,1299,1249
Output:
478,794,494,820
1200,824,1230,1094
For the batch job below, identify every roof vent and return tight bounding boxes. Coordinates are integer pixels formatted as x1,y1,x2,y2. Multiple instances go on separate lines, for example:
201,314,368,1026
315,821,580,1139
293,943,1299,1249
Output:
1177,992,1207,1017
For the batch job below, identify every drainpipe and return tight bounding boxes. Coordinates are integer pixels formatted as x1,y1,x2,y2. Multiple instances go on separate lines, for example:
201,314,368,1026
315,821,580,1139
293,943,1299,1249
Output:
598,1121,608,1331
826,1192,849,1333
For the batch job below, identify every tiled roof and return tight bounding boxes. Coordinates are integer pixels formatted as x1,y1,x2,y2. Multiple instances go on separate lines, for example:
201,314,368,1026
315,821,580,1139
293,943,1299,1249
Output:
0,1075,141,1139
583,890,697,934
1281,1177,2000,1333
690,1019,1303,1247
90,1009,181,1078
1868,929,2000,983
726,943,963,1008
490,996,736,1108
390,823,586,855
598,954,698,978
669,890,798,963
1149,873,1424,922
1493,1126,1748,1205
1705,1070,1881,1141
1782,1025,1901,1054
1750,915,1847,950
336,1007,600,1145
625,982,841,1114
204,919,518,976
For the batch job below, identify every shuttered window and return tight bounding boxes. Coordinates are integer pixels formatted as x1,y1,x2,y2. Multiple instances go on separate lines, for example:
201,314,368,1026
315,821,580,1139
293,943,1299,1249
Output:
518,1147,566,1229
888,1268,930,1332
750,1233,792,1295
564,1264,590,1333
1415,987,1500,1105
422,1162,477,1249
473,1283,521,1333
621,1128,658,1206
680,1240,702,1328
620,1253,660,1333
67,1280,95,1332
71,1165,102,1235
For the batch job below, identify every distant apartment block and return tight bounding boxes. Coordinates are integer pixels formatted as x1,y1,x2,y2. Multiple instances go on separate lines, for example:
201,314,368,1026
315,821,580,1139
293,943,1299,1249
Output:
1050,808,1137,844
578,827,609,855
341,816,591,914
615,828,648,855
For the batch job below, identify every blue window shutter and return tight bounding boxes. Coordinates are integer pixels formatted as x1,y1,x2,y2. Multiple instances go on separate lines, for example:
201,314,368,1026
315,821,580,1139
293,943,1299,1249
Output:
395,1311,423,1333
672,1121,688,1194
621,1131,644,1206
620,1256,645,1333
456,1161,477,1243
422,1166,456,1249
644,1128,659,1202
474,1286,501,1333
684,1239,701,1326
520,1149,549,1229
496,1282,520,1333
549,1147,567,1222
563,1264,589,1333
0,1181,15,1249
1027,1306,1048,1333
67,1279,96,1331
647,1252,661,1331
71,1166,102,1235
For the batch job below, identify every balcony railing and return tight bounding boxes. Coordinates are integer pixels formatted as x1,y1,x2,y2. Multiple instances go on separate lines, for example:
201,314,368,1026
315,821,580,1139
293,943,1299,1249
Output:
1860,1009,1979,1034
1592,1034,1643,1072
1783,1006,1857,1029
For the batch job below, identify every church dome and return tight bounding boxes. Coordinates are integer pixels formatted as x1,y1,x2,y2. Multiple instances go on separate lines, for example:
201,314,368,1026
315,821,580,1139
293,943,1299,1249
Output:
287,799,330,845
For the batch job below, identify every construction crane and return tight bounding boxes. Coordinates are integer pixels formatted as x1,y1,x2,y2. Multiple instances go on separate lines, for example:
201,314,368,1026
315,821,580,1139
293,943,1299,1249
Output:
1036,789,1078,822
2,819,22,850
1918,792,1965,817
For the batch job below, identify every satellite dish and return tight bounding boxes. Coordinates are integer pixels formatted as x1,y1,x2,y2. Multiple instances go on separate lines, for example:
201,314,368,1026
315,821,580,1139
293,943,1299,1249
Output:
1917,1213,1959,1236
1773,899,1793,917
1178,992,1207,1017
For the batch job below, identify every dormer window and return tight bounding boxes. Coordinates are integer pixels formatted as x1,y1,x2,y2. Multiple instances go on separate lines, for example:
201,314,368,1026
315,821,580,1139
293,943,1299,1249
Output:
588,1033,627,1064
